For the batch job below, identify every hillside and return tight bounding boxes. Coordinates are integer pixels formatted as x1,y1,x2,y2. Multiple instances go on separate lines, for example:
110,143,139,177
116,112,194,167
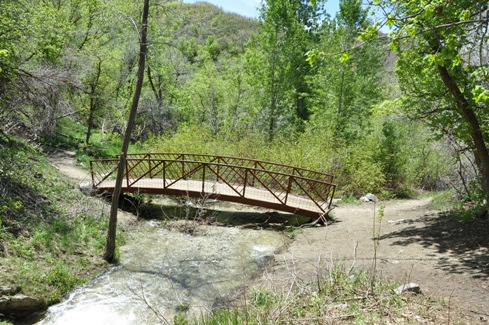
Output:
0,138,116,319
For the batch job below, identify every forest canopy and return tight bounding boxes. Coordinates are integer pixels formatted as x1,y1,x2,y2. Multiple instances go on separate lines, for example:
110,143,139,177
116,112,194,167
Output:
1,0,488,208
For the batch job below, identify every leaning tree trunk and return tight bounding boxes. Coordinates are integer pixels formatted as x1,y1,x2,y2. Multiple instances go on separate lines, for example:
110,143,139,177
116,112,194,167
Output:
104,0,150,262
437,65,489,209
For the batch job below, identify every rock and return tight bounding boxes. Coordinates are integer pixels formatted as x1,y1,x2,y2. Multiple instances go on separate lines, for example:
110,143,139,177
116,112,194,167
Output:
388,219,407,225
365,193,379,202
0,286,20,295
395,283,421,295
359,193,379,202
79,182,94,195
0,295,47,317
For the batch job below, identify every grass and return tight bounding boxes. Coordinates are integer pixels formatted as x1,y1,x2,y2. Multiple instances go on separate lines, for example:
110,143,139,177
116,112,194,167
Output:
172,264,453,324
426,190,488,221
0,136,125,318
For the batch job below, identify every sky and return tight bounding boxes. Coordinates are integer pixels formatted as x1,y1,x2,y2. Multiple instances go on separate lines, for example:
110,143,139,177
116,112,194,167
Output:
181,0,340,19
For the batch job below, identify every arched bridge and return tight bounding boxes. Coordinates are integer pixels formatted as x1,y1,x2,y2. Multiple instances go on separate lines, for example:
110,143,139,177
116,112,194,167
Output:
89,153,336,218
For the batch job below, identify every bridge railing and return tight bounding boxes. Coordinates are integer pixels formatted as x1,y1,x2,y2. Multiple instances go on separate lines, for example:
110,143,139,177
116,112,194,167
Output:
123,153,335,184
90,153,336,214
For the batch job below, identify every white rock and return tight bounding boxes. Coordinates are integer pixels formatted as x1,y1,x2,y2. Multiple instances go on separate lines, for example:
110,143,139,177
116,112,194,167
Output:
365,193,379,202
395,283,421,294
79,182,94,195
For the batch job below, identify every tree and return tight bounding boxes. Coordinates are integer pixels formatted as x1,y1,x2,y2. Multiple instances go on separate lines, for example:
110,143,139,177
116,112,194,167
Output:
372,0,489,208
0,0,74,138
104,0,150,262
307,0,384,142
248,0,326,140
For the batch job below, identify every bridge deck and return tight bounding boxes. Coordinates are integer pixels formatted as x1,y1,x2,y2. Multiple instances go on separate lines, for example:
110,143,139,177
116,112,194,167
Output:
97,178,326,217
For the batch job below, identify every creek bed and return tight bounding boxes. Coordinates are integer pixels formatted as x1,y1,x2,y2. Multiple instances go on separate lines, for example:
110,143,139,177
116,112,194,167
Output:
39,216,288,324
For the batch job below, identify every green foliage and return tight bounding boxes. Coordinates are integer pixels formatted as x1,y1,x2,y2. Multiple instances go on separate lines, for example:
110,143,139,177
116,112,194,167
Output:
0,0,465,202
245,0,328,140
43,117,143,166
307,0,385,144
144,119,450,197
47,262,82,297
449,205,488,222
374,0,489,206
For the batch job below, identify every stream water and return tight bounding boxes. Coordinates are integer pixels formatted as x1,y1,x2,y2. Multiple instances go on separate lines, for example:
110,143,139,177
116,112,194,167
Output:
39,211,288,324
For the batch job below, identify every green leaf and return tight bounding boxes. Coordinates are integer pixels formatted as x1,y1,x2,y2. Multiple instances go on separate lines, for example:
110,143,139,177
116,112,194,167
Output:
473,85,489,104
340,51,350,63
305,49,319,66
388,41,400,52
386,14,395,27
460,9,471,21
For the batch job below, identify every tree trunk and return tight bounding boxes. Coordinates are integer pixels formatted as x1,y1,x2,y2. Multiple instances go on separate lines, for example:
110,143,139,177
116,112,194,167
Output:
104,0,150,263
437,65,489,209
268,28,279,143
85,57,102,145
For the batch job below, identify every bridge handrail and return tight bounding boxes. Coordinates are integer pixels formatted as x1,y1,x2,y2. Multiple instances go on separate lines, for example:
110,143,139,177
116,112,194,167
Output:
91,158,334,187
122,152,335,183
90,156,336,214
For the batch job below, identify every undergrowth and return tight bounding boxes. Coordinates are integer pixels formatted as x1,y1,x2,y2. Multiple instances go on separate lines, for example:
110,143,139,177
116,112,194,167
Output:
41,117,142,166
173,264,451,325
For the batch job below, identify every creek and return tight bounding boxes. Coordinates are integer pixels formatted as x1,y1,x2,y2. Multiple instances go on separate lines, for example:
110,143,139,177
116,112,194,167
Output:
39,200,292,324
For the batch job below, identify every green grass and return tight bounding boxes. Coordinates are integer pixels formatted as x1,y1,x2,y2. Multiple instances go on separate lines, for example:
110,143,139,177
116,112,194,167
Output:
426,190,456,211
426,190,488,221
0,137,117,311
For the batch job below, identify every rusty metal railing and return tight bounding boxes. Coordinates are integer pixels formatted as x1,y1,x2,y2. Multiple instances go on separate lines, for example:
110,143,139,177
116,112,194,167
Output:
90,153,336,217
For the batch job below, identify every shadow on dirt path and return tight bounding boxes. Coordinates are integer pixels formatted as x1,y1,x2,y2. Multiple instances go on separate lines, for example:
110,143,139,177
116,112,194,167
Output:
381,213,489,280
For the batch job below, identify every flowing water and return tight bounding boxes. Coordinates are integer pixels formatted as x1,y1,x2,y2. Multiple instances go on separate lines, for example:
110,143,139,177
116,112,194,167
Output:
39,212,288,324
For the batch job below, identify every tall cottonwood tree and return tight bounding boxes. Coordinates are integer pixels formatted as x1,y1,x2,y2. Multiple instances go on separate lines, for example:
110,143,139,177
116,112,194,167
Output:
307,0,384,141
104,0,150,262
248,0,326,140
373,0,489,207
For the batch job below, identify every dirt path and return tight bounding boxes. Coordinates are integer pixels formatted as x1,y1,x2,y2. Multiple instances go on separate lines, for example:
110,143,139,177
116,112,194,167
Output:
49,150,489,323
48,150,90,182
258,199,489,323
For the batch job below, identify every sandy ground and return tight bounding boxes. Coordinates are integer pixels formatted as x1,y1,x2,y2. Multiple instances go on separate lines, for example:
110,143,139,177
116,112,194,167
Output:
49,150,489,323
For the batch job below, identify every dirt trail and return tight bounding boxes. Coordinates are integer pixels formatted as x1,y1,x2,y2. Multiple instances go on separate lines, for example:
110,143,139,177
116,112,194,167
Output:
258,199,489,323
49,150,489,323
48,150,90,182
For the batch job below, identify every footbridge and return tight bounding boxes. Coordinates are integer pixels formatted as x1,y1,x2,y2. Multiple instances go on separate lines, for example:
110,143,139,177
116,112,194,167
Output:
90,153,336,218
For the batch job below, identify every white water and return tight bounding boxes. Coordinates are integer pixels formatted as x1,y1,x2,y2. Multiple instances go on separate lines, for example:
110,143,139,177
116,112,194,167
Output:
39,220,286,324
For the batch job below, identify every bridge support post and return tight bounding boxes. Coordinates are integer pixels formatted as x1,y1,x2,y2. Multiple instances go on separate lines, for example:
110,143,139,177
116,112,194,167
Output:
243,168,248,197
125,160,129,187
285,176,293,204
202,164,206,193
